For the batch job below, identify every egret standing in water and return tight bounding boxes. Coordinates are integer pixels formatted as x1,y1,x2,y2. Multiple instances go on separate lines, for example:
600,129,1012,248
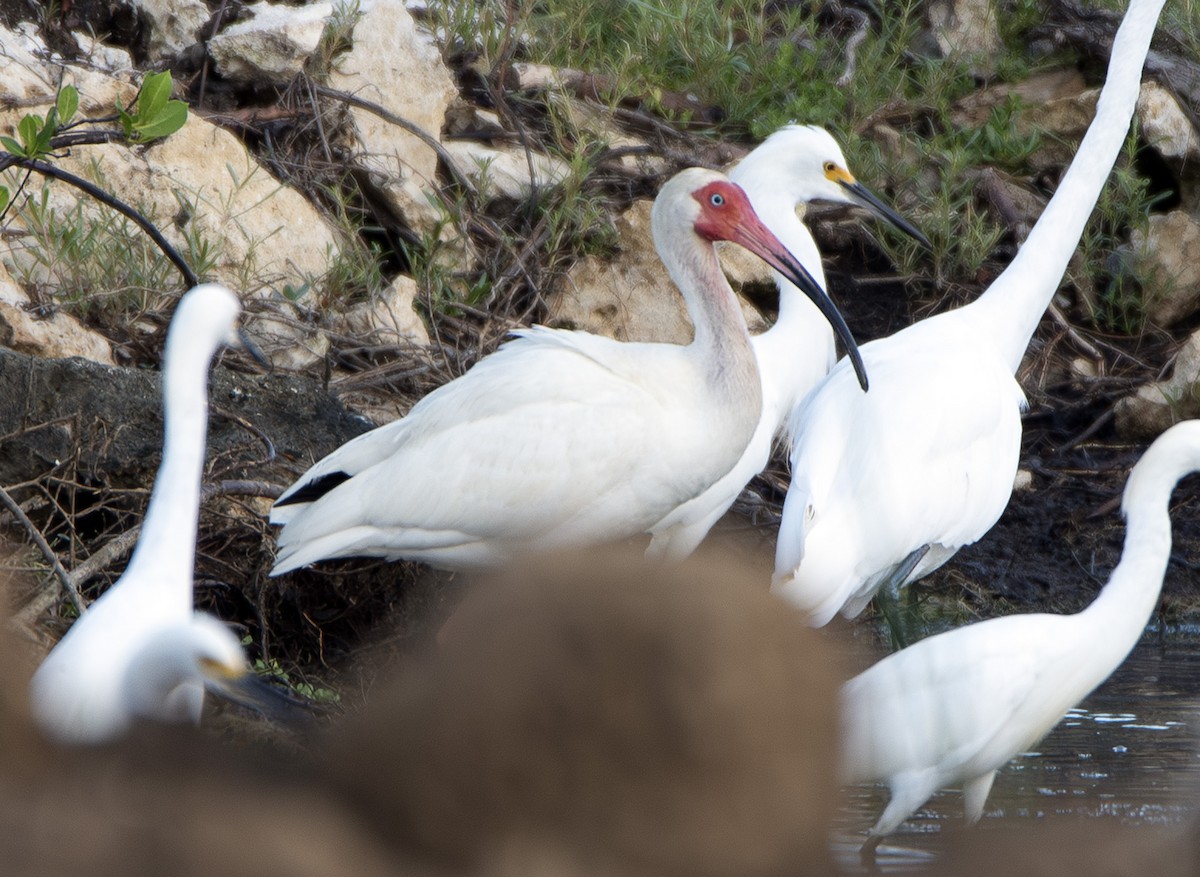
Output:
773,0,1166,629
269,168,867,574
841,418,1200,858
30,284,284,744
647,126,928,561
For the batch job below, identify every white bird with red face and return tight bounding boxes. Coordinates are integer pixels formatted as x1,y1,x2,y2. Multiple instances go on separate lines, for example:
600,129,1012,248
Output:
647,125,928,561
269,168,866,574
773,0,1166,630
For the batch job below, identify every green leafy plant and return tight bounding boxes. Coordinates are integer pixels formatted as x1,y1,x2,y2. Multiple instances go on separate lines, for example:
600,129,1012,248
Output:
0,85,78,163
117,70,188,143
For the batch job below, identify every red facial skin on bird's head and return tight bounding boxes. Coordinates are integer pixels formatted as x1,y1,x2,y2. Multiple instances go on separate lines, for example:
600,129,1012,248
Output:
691,180,797,275
691,180,754,244
689,178,870,391
690,180,806,289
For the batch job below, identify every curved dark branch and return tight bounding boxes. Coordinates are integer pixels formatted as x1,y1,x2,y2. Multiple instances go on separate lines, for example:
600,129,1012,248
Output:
7,156,198,289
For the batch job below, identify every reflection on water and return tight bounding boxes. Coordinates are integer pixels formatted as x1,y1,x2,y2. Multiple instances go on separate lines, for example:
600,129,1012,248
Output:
834,630,1200,873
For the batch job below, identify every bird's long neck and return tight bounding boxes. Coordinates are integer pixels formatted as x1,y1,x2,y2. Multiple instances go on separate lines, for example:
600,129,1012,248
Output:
123,334,213,599
1078,437,1190,678
1077,499,1171,669
755,199,831,336
742,194,836,411
660,228,760,403
970,0,1165,372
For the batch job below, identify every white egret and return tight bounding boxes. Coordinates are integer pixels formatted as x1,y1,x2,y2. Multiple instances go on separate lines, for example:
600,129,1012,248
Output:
30,284,282,745
773,0,1166,626
647,125,928,561
269,168,867,574
841,419,1200,856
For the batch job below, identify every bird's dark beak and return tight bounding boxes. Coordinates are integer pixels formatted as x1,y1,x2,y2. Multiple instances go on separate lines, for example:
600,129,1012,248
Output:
237,327,272,371
839,179,931,249
730,217,869,392
206,668,314,727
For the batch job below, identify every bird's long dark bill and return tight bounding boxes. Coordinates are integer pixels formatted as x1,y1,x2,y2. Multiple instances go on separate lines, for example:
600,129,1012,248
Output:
209,672,314,726
841,180,932,249
731,221,869,392
237,327,272,370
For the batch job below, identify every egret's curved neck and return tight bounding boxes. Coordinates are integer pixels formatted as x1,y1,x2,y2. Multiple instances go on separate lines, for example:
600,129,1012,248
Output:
739,191,837,413
1077,500,1171,668
124,333,214,591
656,224,759,398
1078,437,1191,677
749,195,831,331
971,0,1165,372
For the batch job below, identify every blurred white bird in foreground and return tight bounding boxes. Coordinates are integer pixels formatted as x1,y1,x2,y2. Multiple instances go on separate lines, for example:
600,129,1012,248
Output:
30,284,283,744
269,167,866,575
773,0,1166,630
841,418,1200,859
646,125,928,562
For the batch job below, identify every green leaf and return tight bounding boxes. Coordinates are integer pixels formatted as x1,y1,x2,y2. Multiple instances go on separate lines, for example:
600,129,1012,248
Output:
116,100,135,139
18,114,40,152
56,85,78,126
136,70,173,123
132,99,188,142
0,135,24,156
34,107,58,156
0,187,9,214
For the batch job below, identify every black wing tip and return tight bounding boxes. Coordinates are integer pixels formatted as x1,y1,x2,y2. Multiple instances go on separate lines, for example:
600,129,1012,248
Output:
275,471,353,508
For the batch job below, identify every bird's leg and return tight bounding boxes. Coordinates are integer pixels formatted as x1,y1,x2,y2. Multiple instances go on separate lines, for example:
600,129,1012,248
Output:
859,833,883,873
874,545,930,650
962,770,997,825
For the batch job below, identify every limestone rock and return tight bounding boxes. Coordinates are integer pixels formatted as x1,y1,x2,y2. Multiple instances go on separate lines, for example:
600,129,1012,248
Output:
927,0,1003,77
336,275,430,347
1137,81,1200,168
548,200,767,345
0,264,114,365
208,2,334,84
951,68,1087,129
129,0,209,61
1,105,342,301
1115,328,1200,440
1132,210,1200,327
73,31,135,73
327,0,457,236
1136,80,1200,208
246,298,331,372
442,139,570,201
0,23,133,107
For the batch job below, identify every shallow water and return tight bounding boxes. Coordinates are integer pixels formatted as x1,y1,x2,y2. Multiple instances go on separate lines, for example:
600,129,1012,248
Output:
833,629,1200,873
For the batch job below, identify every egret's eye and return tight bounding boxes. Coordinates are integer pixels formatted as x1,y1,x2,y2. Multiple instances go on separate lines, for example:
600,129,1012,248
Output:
823,161,837,174
709,192,725,207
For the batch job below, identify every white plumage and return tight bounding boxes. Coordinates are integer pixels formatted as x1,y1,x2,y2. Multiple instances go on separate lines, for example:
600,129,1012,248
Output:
842,418,1200,853
270,168,866,574
647,126,928,561
30,284,261,744
773,0,1166,625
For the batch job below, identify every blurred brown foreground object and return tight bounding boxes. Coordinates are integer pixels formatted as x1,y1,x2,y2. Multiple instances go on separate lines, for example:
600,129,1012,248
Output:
328,550,842,877
928,817,1200,877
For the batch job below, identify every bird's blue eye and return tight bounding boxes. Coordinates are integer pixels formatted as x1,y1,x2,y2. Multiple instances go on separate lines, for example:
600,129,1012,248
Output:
710,193,725,207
